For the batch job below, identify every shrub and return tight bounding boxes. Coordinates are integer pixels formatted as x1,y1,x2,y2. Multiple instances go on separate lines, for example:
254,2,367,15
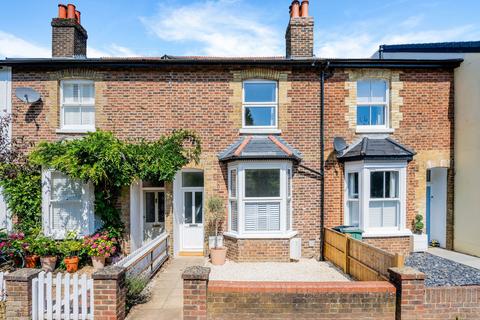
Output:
206,196,225,249
125,275,150,313
83,231,118,257
35,235,58,257
413,214,424,234
59,232,83,258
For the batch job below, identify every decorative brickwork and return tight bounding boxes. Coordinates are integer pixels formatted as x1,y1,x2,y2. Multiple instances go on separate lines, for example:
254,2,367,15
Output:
363,236,412,256
224,236,290,262
51,18,88,57
182,266,210,320
4,269,42,320
285,16,314,58
92,266,127,320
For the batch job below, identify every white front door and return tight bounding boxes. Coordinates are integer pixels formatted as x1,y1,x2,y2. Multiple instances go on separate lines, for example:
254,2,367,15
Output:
174,170,205,254
428,168,447,247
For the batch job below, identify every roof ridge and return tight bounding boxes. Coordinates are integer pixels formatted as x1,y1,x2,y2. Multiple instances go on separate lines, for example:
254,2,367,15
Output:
385,137,416,155
233,136,252,156
268,136,293,156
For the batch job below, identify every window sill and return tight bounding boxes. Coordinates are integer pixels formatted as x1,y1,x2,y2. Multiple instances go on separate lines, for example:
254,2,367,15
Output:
223,231,297,239
362,229,412,238
239,128,282,135
356,127,394,134
56,128,96,134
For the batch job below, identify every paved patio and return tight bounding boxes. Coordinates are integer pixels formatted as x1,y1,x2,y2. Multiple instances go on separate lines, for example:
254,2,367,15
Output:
127,256,205,320
428,247,480,270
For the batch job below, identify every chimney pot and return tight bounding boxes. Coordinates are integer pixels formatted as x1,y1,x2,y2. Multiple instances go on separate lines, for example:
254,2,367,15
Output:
75,10,81,24
67,4,76,19
300,0,309,17
291,1,300,18
58,4,67,19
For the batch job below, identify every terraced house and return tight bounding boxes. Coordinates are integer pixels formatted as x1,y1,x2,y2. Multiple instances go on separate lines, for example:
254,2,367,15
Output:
0,1,460,261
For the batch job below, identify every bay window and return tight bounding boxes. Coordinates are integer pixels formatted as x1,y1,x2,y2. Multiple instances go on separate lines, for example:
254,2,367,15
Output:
345,161,409,237
227,162,294,238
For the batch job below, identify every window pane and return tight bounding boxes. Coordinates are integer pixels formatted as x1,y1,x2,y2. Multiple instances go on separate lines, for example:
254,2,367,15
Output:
383,200,398,227
64,107,81,126
81,106,95,126
184,192,192,223
348,172,359,199
182,172,204,187
244,202,280,231
244,106,275,126
368,200,399,228
287,199,291,230
158,192,165,223
370,172,384,198
244,82,276,103
245,169,280,198
52,202,84,232
81,83,95,104
195,192,203,224
357,81,370,103
369,201,383,227
371,80,387,103
357,106,370,125
287,169,292,197
51,172,82,201
145,192,156,223
230,200,238,231
230,170,237,198
370,106,385,125
63,83,80,104
385,171,399,198
348,201,360,227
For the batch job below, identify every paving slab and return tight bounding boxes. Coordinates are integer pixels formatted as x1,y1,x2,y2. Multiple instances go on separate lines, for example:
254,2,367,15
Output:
428,247,480,270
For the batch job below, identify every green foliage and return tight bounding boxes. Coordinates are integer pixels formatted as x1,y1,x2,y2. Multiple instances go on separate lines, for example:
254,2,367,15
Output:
206,196,226,248
59,232,83,258
34,235,58,257
125,275,150,313
413,214,424,234
30,129,201,229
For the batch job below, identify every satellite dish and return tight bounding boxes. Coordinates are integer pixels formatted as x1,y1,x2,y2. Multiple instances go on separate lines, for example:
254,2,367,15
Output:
15,87,41,103
333,137,348,153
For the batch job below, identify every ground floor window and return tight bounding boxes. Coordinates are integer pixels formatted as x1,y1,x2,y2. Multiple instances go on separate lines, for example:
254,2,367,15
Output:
344,161,408,236
227,161,293,237
42,170,95,239
142,180,166,241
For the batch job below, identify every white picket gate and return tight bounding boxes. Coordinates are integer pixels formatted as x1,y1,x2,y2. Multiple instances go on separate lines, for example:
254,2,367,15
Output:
0,271,7,301
32,271,94,320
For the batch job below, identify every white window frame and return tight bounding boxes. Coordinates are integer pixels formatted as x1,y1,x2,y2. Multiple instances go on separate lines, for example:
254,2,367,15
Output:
356,79,390,133
59,80,95,132
225,161,296,239
41,169,95,239
242,79,278,130
344,161,411,237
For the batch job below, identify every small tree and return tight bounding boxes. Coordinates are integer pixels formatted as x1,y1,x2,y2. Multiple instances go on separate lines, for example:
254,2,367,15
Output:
413,214,424,234
206,196,225,249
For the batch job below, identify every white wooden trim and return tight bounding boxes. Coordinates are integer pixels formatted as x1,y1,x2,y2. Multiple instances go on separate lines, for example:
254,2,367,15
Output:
60,80,95,130
242,79,278,129
0,68,12,232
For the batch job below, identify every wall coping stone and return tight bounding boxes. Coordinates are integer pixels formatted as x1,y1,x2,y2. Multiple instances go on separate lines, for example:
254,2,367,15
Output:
4,268,42,282
182,266,210,280
389,266,426,280
92,266,126,280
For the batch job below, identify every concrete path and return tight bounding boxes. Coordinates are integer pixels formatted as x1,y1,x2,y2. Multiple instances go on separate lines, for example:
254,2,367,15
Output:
127,256,205,320
428,247,480,270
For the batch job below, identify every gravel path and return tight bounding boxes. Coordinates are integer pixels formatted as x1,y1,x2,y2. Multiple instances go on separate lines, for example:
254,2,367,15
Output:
206,259,351,282
406,252,480,287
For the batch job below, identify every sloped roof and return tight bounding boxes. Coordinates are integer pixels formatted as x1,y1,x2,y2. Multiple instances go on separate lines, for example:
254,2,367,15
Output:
337,137,415,162
380,41,480,53
218,136,302,162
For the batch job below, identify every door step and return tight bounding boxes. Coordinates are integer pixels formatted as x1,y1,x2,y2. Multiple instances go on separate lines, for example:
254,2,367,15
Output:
179,251,204,257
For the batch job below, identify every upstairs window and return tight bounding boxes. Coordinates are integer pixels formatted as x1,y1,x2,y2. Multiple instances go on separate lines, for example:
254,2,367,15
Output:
356,79,388,129
242,80,278,128
60,80,95,131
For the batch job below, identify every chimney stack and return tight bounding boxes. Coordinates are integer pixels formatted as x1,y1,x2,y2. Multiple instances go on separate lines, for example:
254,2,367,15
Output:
51,3,88,58
285,0,314,58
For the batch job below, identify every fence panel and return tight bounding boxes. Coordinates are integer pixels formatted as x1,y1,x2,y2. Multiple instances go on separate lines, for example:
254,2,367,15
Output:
32,271,94,320
323,227,404,281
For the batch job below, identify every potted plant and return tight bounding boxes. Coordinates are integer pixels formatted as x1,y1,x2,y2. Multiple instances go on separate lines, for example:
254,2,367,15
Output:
36,235,58,272
60,232,83,273
23,235,41,268
412,214,428,252
206,196,227,265
8,232,26,267
83,231,117,270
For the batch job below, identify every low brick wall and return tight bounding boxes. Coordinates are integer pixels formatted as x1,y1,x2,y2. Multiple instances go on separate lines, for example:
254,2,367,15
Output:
224,236,290,262
364,236,412,256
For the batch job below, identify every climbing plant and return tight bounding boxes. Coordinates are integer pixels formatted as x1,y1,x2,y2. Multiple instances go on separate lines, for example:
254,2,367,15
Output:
29,129,201,229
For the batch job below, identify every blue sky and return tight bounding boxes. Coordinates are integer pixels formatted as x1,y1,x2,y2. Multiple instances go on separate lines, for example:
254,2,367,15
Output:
0,0,479,59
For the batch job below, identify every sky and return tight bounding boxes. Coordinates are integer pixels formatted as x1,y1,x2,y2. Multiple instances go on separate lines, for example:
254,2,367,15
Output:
0,0,479,59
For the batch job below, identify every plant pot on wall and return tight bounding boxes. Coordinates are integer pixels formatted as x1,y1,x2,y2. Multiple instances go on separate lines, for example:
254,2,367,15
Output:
91,256,106,270
25,255,40,268
64,256,80,273
40,256,57,272
210,247,227,265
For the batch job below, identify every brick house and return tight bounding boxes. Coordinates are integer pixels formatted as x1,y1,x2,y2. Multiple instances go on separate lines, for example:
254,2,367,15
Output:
0,1,460,261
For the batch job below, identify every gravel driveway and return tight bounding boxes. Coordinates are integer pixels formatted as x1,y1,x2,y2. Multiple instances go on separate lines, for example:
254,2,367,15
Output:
406,252,480,287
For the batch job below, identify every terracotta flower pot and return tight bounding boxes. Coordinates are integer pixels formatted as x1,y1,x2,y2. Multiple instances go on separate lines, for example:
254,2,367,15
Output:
40,256,57,272
64,256,80,273
210,247,227,265
25,255,39,268
91,256,106,270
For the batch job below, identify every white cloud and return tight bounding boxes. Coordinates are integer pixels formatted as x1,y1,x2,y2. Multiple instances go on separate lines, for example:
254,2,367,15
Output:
140,0,282,56
0,30,138,59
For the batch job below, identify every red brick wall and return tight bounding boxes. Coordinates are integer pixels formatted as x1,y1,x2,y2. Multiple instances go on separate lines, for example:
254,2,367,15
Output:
207,280,396,319
363,236,412,256
10,66,454,259
224,236,290,262
423,286,480,320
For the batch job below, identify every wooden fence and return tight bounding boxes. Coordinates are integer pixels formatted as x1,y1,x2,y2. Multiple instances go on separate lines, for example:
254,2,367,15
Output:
324,228,404,281
115,232,169,279
32,271,94,320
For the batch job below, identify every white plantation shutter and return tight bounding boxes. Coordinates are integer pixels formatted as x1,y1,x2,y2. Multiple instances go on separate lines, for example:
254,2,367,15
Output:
230,201,238,232
61,81,95,128
244,202,280,232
